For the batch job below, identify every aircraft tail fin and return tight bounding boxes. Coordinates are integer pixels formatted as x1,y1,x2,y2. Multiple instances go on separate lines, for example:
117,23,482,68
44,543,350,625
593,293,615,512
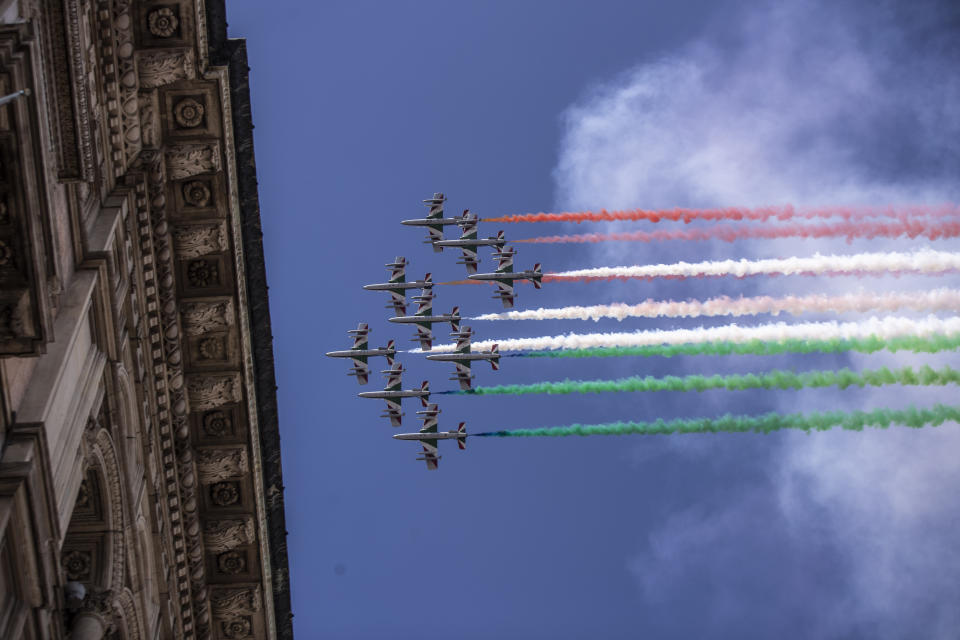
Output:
450,307,461,332
457,422,467,450
532,263,543,289
490,344,500,370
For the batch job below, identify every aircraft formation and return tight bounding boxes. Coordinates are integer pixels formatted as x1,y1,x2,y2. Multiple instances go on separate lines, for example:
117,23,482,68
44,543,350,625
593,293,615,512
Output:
326,193,544,469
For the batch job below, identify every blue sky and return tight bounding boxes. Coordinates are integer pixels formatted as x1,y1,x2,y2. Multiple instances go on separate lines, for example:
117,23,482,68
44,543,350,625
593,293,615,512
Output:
229,2,960,638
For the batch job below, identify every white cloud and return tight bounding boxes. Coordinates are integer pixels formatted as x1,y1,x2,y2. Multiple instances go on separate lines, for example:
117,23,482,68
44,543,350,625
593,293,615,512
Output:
554,1,960,636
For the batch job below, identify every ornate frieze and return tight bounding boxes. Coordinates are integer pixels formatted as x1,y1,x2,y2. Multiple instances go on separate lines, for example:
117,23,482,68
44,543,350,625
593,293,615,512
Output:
166,142,222,180
180,299,234,337
136,48,196,88
203,517,255,553
186,373,242,411
196,447,248,484
173,222,227,259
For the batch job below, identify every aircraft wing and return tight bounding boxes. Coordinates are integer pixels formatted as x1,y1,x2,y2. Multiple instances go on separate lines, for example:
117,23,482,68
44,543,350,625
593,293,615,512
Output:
494,281,515,308
427,225,444,244
389,291,406,316
419,446,440,470
459,247,479,274
383,398,403,426
349,363,369,385
416,324,433,351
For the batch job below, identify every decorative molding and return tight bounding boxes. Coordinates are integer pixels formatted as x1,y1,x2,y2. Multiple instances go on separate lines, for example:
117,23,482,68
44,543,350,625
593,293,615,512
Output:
187,373,242,411
196,447,248,483
211,587,261,617
180,299,234,336
136,48,196,88
217,550,246,575
203,517,255,553
166,142,221,179
173,222,227,259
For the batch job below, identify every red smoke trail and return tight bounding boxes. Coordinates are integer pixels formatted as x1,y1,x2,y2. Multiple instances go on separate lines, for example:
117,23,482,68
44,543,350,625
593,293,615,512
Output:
483,204,960,224
514,219,960,244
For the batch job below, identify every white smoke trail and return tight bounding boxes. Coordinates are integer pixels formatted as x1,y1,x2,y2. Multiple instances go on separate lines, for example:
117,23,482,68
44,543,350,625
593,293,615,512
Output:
417,315,960,353
470,288,960,322
549,248,960,280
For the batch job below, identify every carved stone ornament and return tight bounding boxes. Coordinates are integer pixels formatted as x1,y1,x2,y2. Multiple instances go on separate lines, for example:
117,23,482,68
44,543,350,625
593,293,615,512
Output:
183,180,211,207
181,299,234,336
76,480,91,509
187,258,218,288
222,617,253,639
210,482,240,506
187,373,242,411
198,336,225,360
148,7,179,37
173,97,204,128
211,587,261,617
0,200,8,224
136,50,196,89
62,550,92,581
203,517,255,553
173,223,226,259
196,447,249,483
217,551,246,575
202,409,232,437
166,142,221,180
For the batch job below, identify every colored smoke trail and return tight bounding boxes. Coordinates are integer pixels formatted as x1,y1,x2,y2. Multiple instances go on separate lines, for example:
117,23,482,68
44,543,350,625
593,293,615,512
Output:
471,288,960,322
418,315,960,354
514,219,960,244
524,334,960,359
472,405,960,438
547,249,960,282
453,365,960,396
482,204,960,224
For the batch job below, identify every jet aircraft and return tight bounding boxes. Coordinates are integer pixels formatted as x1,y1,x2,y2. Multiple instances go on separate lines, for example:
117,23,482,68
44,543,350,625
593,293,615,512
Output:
324,323,396,384
392,403,466,470
400,193,464,248
424,326,499,390
433,210,508,274
466,247,542,308
357,362,430,426
362,256,433,315
387,290,461,351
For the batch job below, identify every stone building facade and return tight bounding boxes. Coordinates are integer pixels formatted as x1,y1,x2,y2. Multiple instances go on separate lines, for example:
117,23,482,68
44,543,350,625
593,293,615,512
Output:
0,0,292,637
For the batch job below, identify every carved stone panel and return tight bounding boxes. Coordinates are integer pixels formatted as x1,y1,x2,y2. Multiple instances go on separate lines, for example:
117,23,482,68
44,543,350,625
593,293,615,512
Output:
165,142,221,180
210,586,261,617
136,48,196,88
196,447,249,484
177,254,231,296
135,1,194,49
186,373,242,411
203,517,255,553
172,222,228,259
170,174,224,218
181,299,235,337
161,84,221,139
191,404,243,445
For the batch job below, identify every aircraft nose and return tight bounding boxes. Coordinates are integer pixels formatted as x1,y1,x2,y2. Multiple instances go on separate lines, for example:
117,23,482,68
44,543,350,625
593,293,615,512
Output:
391,434,401,439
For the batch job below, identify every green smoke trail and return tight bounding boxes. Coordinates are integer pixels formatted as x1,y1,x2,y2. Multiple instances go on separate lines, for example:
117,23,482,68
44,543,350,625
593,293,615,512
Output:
474,405,960,437
457,365,960,396
522,333,960,359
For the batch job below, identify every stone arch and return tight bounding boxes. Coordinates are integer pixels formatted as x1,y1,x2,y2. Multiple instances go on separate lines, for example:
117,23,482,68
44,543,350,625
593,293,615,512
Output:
88,426,127,592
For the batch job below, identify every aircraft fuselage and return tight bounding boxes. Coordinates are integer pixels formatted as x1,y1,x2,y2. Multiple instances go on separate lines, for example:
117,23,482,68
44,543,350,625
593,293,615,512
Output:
388,314,460,325
467,272,536,282
400,218,462,227
392,432,464,441
425,352,495,362
357,390,429,399
433,238,505,248
325,348,395,359
363,281,432,291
